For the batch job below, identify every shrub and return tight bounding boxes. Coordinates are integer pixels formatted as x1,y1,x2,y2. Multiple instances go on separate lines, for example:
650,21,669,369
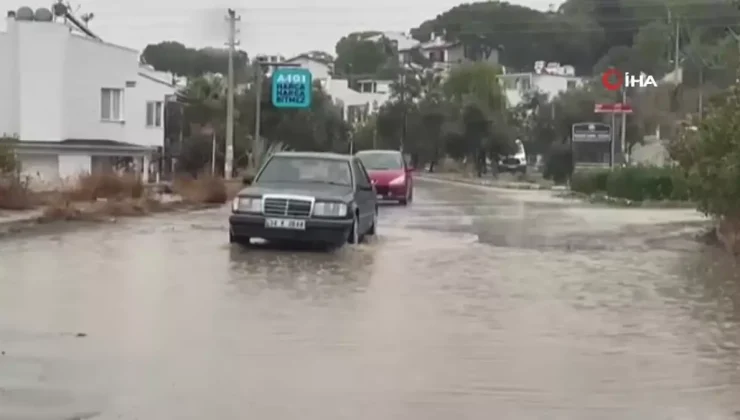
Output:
570,169,610,195
0,143,18,175
173,172,228,204
0,176,35,210
66,172,144,201
570,165,691,202
674,82,740,218
542,143,573,184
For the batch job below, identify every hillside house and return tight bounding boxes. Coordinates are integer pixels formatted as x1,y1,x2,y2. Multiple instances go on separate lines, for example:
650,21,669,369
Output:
500,61,585,108
0,6,176,190
400,33,500,75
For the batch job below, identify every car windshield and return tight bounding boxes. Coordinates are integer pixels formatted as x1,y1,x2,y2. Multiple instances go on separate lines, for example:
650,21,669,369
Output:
357,152,403,170
255,156,352,186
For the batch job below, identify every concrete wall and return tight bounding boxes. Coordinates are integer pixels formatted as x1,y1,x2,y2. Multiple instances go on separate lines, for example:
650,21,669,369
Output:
17,154,60,191
125,71,175,148
0,28,17,137
63,35,138,142
58,153,92,184
15,20,67,141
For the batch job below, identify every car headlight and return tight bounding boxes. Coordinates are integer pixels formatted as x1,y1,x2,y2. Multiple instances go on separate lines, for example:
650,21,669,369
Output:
313,201,347,217
232,196,261,213
389,175,405,185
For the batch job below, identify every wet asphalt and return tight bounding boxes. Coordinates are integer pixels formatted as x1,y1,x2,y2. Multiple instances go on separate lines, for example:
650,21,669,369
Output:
0,177,739,420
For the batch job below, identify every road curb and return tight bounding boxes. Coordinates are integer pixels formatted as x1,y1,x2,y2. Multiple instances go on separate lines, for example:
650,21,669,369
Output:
417,174,557,191
0,215,42,237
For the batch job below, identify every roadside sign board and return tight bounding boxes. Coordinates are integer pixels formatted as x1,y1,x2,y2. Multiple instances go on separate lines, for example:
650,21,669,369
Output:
594,103,633,113
571,122,612,165
572,123,611,142
271,67,312,109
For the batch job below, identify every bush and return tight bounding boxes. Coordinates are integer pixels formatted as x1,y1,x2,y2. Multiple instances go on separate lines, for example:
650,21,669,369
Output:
570,165,691,202
543,143,573,184
670,82,740,218
570,169,609,195
66,172,144,201
0,176,35,210
173,172,228,204
0,143,18,175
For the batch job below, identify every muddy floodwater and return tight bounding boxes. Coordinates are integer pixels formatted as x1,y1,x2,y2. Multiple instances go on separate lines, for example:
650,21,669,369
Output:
1,178,739,419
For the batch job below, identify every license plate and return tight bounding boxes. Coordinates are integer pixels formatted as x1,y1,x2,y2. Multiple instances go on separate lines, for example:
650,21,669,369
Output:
264,218,306,230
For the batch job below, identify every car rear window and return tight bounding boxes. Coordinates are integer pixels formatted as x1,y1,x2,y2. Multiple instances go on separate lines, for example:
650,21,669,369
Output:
357,152,403,170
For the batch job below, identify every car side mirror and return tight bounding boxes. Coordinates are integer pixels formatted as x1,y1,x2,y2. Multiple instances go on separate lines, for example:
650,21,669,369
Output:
242,174,254,185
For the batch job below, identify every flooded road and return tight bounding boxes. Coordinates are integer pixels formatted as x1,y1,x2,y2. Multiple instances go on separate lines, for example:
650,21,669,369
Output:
1,178,739,419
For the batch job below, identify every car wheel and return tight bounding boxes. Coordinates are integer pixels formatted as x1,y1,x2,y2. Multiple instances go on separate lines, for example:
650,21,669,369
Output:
367,208,377,236
347,213,361,244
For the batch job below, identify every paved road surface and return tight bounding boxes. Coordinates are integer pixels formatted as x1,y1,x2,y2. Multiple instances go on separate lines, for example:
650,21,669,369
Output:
1,178,739,420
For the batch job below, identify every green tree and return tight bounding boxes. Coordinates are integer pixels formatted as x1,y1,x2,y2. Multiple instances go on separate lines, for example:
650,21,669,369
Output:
141,41,249,82
668,79,740,219
334,32,393,76
443,63,505,112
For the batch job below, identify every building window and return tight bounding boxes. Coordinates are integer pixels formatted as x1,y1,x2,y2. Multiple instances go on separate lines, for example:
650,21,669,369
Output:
146,101,163,127
101,88,123,121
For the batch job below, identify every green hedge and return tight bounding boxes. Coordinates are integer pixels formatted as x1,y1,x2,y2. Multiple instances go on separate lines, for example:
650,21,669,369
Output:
542,143,573,184
570,166,690,202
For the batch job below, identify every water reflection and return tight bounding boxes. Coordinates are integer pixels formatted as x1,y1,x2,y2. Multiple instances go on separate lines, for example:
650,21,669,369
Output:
227,243,376,300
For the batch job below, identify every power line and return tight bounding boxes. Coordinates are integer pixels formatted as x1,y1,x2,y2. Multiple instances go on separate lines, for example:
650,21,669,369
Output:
230,20,739,34
211,0,735,12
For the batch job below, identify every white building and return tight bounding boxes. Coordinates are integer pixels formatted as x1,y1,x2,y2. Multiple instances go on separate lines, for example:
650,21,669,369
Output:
0,6,176,189
500,61,585,108
323,78,389,124
282,53,333,81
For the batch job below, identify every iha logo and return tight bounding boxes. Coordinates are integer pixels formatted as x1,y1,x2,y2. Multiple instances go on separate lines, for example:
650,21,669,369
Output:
601,68,657,91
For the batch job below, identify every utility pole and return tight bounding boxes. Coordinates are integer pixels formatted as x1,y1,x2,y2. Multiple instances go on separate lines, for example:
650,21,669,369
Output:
620,87,627,164
372,123,377,149
674,17,681,78
253,63,262,170
225,8,240,179
400,71,406,153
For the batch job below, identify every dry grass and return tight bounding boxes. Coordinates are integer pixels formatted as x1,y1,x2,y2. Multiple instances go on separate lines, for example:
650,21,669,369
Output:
64,172,144,201
172,172,229,204
39,195,179,223
5,171,229,227
0,176,37,210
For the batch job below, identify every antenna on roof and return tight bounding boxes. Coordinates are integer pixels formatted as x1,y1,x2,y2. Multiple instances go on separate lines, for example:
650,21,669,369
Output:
80,12,93,26
52,0,100,40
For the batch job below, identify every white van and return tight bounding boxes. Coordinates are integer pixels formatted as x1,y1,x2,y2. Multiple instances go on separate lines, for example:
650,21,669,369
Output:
499,139,527,173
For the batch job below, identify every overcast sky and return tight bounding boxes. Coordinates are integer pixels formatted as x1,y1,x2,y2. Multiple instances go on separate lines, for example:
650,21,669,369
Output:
6,0,558,56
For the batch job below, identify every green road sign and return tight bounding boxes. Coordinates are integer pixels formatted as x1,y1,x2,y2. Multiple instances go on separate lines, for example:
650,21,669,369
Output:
271,68,312,108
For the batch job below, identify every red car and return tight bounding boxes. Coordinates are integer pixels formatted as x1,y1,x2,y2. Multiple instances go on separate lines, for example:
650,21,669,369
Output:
355,150,413,205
